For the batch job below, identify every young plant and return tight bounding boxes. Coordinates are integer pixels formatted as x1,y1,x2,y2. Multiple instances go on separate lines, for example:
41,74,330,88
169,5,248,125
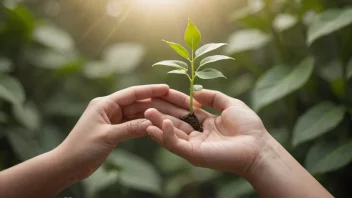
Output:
152,19,235,132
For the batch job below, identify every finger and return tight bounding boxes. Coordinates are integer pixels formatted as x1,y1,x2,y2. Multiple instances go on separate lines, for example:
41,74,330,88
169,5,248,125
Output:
162,89,201,110
146,126,163,145
144,108,193,134
161,120,193,158
194,89,242,111
108,84,169,106
123,99,189,119
108,119,152,143
124,110,193,133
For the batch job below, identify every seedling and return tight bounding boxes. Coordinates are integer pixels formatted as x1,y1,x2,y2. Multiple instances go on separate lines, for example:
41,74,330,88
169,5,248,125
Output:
153,19,235,132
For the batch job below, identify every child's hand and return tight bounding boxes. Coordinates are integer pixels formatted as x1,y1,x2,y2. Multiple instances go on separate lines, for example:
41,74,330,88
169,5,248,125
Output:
145,89,268,177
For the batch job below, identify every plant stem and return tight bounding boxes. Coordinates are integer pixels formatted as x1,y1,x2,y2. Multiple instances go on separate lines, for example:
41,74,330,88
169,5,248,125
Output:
190,50,195,113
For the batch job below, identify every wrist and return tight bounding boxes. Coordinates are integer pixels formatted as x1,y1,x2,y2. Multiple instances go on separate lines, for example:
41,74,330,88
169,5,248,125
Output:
49,147,82,185
243,132,333,198
243,131,279,181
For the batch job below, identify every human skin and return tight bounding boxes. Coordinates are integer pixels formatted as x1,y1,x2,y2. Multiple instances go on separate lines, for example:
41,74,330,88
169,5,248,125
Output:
145,89,334,198
0,85,198,198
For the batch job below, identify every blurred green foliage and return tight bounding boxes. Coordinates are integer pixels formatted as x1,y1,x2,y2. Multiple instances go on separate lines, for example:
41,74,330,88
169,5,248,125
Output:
1,0,352,197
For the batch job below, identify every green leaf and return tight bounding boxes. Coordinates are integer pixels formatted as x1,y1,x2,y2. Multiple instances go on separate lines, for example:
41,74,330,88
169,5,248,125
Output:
319,60,342,82
83,166,119,198
292,102,345,147
33,23,74,52
225,29,271,54
217,178,254,198
156,148,191,174
83,61,113,79
195,43,227,58
12,102,41,132
102,43,145,73
193,84,203,91
270,127,290,145
0,57,12,72
26,48,77,69
347,58,352,80
107,150,162,195
7,128,42,160
0,74,25,104
153,60,188,70
0,111,8,123
307,7,352,45
168,70,188,75
184,19,201,50
229,0,264,22
227,73,255,97
196,68,226,80
252,57,315,112
199,55,235,69
305,139,352,175
165,167,219,197
2,6,35,43
163,40,190,59
39,126,65,152
273,13,298,32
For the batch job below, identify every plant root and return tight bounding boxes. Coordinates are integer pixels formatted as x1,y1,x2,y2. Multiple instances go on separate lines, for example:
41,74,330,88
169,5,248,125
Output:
181,113,203,132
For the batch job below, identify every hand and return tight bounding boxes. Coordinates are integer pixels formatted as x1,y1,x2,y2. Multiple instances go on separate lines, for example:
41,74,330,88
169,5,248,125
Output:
0,85,207,198
55,84,190,181
144,89,269,177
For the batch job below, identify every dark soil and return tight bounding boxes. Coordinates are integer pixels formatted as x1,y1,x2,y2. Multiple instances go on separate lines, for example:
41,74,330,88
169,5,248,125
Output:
181,113,203,132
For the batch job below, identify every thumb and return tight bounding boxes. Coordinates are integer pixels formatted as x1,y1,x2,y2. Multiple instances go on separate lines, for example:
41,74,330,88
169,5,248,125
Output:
108,119,152,143
194,89,237,111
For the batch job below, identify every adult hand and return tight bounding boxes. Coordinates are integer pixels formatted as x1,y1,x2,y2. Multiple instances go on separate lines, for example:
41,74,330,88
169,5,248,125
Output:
144,89,266,176
145,89,333,198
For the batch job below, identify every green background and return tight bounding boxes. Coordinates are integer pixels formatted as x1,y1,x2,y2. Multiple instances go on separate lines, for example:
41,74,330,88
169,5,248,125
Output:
1,0,352,197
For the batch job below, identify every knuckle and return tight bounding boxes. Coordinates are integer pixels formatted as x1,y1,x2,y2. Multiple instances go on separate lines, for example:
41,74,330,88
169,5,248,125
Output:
234,98,246,106
89,97,104,106
126,122,135,134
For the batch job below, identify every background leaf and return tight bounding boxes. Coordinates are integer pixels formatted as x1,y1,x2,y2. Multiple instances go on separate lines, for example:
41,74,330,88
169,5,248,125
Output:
7,128,42,160
225,29,271,54
199,55,234,69
12,102,41,132
227,73,255,97
196,68,226,79
273,13,298,32
0,74,25,104
0,57,12,72
0,111,8,123
195,43,227,58
252,57,315,111
163,40,190,59
33,23,74,52
292,102,345,147
26,48,77,69
106,150,162,195
307,7,352,45
83,61,112,79
305,139,352,175
102,43,144,74
83,167,119,198
347,58,352,80
156,148,191,174
184,19,201,50
217,178,254,198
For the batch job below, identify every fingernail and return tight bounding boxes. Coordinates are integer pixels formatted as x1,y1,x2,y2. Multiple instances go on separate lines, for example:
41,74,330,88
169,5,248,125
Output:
141,120,152,128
